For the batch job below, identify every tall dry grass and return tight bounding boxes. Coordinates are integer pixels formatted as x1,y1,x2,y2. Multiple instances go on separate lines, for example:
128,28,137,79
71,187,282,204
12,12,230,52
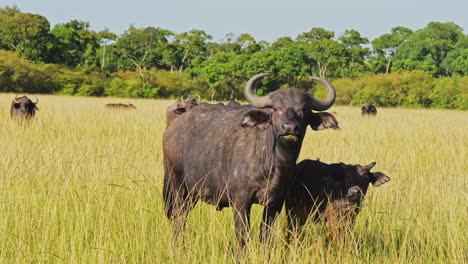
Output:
0,94,466,263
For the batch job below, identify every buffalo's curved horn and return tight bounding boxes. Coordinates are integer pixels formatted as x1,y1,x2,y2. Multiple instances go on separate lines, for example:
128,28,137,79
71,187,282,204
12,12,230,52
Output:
14,94,21,103
306,77,336,111
34,97,39,104
244,73,272,108
180,95,186,102
195,94,201,104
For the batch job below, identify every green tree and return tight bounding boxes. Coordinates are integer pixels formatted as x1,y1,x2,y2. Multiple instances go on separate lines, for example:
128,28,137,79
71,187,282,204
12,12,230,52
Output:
236,33,261,54
0,7,51,61
441,35,468,76
114,26,173,75
196,52,248,100
372,26,413,74
297,28,346,78
173,29,212,72
393,22,464,76
96,29,117,70
339,29,370,77
48,20,100,69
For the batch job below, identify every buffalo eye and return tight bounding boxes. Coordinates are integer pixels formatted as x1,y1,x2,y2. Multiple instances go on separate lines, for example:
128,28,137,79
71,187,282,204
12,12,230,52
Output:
297,110,304,119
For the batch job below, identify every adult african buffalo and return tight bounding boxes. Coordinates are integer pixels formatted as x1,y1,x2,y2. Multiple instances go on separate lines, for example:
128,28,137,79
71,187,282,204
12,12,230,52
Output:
361,103,377,116
162,73,338,251
10,95,39,120
165,95,200,128
286,159,390,245
105,103,136,109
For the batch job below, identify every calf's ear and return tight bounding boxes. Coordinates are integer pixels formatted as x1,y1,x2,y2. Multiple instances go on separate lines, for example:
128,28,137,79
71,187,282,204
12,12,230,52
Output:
370,172,390,187
241,110,271,129
357,162,376,176
309,112,339,131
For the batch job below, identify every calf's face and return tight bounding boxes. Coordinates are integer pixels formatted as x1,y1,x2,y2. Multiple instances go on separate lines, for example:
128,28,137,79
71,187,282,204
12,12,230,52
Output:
325,162,390,244
338,162,390,206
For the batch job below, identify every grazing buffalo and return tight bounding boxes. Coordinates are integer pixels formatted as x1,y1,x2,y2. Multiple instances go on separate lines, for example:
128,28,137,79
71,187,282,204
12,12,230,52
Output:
10,95,39,120
162,73,338,252
165,95,200,128
105,103,136,109
286,159,390,245
361,103,377,116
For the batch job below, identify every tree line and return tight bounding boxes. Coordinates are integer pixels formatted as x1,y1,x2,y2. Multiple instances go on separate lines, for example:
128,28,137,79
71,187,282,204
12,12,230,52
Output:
0,5,466,109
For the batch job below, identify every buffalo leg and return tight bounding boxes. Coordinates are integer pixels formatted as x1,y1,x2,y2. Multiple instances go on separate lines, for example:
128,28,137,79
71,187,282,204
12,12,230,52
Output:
163,174,196,241
259,205,282,243
233,199,252,258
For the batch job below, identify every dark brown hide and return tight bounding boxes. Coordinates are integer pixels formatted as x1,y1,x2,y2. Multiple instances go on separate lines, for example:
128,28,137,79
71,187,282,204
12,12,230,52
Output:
286,159,390,245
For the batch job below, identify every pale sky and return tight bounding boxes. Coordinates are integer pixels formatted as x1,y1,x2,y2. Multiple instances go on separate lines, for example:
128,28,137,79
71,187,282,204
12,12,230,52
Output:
3,0,467,42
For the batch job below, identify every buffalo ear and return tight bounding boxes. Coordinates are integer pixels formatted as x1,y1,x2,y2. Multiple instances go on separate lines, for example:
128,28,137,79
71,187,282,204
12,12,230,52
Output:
13,103,21,109
175,107,185,115
370,172,390,187
241,110,271,129
309,112,339,131
357,162,376,176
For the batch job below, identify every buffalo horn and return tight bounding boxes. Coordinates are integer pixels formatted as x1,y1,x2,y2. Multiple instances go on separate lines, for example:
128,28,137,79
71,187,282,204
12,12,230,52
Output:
244,73,272,108
306,77,336,111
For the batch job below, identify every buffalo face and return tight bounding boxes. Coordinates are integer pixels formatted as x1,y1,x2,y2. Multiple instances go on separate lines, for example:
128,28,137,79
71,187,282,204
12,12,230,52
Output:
11,95,39,120
165,95,200,128
361,103,377,116
241,74,338,146
332,162,390,210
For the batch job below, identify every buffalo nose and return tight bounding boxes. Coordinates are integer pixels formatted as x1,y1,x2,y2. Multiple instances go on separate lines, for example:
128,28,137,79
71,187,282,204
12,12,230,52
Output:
281,121,298,133
348,186,361,196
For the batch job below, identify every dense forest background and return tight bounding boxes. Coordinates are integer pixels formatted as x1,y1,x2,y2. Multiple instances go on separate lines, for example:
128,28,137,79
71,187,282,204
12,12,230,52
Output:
0,5,466,109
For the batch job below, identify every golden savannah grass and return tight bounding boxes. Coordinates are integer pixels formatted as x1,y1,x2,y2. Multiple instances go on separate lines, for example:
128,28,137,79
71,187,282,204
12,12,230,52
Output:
0,93,466,263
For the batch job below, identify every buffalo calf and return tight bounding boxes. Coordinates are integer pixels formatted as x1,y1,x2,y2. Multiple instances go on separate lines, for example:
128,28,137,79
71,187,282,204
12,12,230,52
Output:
286,159,390,245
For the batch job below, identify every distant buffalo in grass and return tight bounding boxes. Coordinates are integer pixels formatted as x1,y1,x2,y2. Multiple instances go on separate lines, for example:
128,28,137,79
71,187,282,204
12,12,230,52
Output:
165,95,200,128
361,103,377,116
286,159,390,245
11,95,39,120
105,103,136,109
